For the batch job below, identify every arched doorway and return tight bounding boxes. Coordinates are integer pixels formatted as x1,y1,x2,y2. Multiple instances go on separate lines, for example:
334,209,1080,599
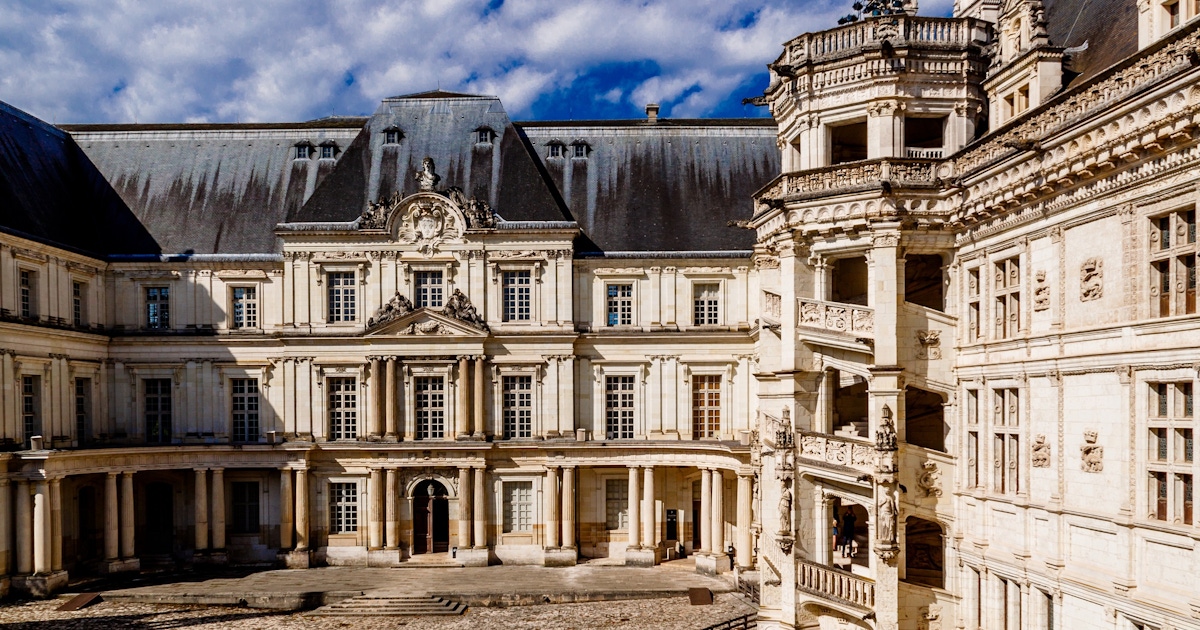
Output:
412,480,449,554
144,482,174,555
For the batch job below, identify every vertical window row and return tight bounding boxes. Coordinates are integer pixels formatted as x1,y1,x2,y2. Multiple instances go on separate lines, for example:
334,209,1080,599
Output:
993,388,1020,494
994,257,1021,339
1150,209,1198,318
1148,381,1195,525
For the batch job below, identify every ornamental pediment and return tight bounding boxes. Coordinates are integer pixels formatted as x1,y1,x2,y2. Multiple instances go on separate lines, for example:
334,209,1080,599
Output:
365,309,487,338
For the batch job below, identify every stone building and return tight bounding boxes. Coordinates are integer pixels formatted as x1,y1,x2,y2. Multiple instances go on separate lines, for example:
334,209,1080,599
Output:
1,0,1200,627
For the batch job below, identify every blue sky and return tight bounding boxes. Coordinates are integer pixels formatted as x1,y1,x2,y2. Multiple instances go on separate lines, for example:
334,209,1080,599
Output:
0,0,954,124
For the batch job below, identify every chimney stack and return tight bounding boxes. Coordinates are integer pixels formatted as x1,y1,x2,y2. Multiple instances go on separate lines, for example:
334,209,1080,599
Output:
645,103,660,123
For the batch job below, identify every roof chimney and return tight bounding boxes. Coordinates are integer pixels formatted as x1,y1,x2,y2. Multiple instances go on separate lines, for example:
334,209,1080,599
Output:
645,103,660,123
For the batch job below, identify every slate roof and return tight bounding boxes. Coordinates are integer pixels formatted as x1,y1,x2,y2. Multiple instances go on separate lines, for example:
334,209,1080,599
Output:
291,93,570,226
1045,0,1138,87
0,100,159,256
63,121,364,254
519,120,778,253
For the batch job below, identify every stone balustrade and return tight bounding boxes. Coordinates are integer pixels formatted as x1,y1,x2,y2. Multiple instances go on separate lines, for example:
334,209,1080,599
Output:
797,298,874,339
797,558,876,610
797,431,875,474
783,16,985,65
756,158,939,205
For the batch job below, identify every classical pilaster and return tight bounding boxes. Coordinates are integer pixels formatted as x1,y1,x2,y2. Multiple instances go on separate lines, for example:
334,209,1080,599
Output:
369,357,383,436
385,358,398,440
699,469,712,554
15,480,30,575
279,469,293,550
627,466,641,550
458,467,472,548
120,472,135,560
48,479,61,572
736,473,753,569
210,468,225,555
473,356,486,438
368,468,383,550
0,478,11,578
561,467,576,549
456,356,470,438
32,480,48,574
642,466,656,552
385,469,399,550
472,467,487,549
295,468,309,551
544,466,560,548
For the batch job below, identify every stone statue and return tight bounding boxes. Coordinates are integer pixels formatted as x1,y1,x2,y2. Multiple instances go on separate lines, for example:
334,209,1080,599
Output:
1032,434,1051,468
877,495,897,544
367,292,414,328
415,157,441,192
876,412,897,451
778,484,793,534
1081,430,1104,472
441,289,489,332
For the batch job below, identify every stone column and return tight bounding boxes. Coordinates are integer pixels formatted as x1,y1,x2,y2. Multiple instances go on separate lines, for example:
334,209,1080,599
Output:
211,469,225,552
279,469,293,550
194,469,208,554
457,467,471,548
369,357,383,436
627,466,641,549
642,466,655,550
456,356,470,438
15,480,30,574
736,473,753,569
699,469,712,554
385,358,398,440
561,467,576,549
295,469,309,551
368,468,383,550
711,470,725,556
473,357,486,438
49,479,61,572
120,472,134,559
0,479,9,576
472,467,486,548
32,480,48,574
545,467,560,548
385,469,398,550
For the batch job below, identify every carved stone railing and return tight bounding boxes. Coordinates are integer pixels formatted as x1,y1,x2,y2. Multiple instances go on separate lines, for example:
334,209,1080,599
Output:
797,298,874,339
798,431,874,474
756,158,939,205
797,558,876,610
783,16,987,65
905,147,944,159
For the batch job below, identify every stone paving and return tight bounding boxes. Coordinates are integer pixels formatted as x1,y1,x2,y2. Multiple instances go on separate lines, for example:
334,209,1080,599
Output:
0,561,756,629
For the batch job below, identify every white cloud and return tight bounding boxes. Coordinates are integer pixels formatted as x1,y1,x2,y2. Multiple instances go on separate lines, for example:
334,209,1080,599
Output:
0,0,936,124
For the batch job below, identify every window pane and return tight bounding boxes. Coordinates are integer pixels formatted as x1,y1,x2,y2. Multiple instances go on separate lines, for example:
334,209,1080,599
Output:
328,378,357,440
502,375,533,439
502,271,532,321
605,478,628,530
327,273,356,322
330,482,358,533
415,271,444,309
416,377,445,439
605,376,635,439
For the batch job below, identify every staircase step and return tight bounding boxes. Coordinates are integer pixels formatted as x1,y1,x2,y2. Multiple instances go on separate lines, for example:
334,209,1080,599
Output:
307,594,466,617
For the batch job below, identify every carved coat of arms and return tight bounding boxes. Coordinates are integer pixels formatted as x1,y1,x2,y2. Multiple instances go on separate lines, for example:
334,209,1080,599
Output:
397,201,461,256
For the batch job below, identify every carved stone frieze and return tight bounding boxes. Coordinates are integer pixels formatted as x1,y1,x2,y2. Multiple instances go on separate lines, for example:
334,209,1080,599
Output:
1034,270,1051,310
916,330,941,360
1032,434,1051,467
399,321,453,335
1080,258,1103,301
1081,430,1104,472
396,199,463,257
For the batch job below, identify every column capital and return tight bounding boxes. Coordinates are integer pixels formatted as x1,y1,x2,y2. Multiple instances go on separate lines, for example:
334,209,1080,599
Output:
106,471,120,478
121,470,134,478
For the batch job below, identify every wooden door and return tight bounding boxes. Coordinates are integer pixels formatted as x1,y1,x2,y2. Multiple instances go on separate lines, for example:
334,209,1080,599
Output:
413,495,431,554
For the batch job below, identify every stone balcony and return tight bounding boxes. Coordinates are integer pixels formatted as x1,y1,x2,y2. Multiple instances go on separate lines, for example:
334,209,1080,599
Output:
780,15,988,66
756,158,942,207
797,430,875,476
797,298,875,341
796,557,876,611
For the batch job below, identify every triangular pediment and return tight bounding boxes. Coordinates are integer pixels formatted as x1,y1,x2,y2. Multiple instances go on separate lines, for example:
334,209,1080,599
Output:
365,309,487,337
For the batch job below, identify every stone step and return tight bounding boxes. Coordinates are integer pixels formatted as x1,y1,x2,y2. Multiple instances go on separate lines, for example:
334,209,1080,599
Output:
307,594,466,616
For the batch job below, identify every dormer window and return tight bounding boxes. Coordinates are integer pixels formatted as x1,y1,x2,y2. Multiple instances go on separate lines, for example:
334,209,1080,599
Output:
475,128,495,144
383,128,403,145
547,142,565,158
572,143,589,158
319,141,338,160
294,144,312,160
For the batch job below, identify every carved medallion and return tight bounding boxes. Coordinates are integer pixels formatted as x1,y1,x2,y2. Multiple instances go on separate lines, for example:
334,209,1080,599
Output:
1080,258,1103,301
1080,430,1104,472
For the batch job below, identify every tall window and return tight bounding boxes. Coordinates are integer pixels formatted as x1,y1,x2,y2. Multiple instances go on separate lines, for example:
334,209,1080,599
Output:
693,283,720,325
415,376,445,439
502,271,532,321
75,378,91,444
144,378,173,443
327,272,356,322
231,286,258,329
19,270,35,318
145,286,170,329
1149,381,1194,524
232,378,260,443
72,281,85,327
605,375,635,439
502,481,533,533
994,257,1020,338
692,375,721,439
502,375,533,439
1150,209,1197,317
967,267,981,341
328,377,357,440
992,388,1020,494
231,481,260,533
606,283,633,326
21,375,40,443
966,389,980,488
414,271,444,309
605,478,628,530
329,482,358,534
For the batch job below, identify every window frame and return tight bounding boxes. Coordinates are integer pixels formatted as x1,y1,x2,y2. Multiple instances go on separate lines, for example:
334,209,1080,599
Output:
143,377,173,444
966,265,982,342
21,374,41,446
325,271,357,323
691,373,722,439
327,376,359,440
605,477,629,531
1146,378,1196,526
230,480,261,534
229,284,260,330
328,480,360,535
604,374,636,439
692,281,721,326
231,377,261,443
1148,207,1198,318
144,285,171,330
18,267,37,319
414,270,445,309
993,256,1021,339
74,377,92,446
501,374,534,439
414,375,447,440
991,388,1021,495
605,282,634,327
501,480,533,533
501,269,533,322
72,279,87,327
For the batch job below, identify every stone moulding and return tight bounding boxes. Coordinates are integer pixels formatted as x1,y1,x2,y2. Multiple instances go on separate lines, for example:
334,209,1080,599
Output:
797,298,875,338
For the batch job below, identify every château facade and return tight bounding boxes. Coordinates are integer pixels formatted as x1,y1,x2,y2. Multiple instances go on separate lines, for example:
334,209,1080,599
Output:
1,0,1200,628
